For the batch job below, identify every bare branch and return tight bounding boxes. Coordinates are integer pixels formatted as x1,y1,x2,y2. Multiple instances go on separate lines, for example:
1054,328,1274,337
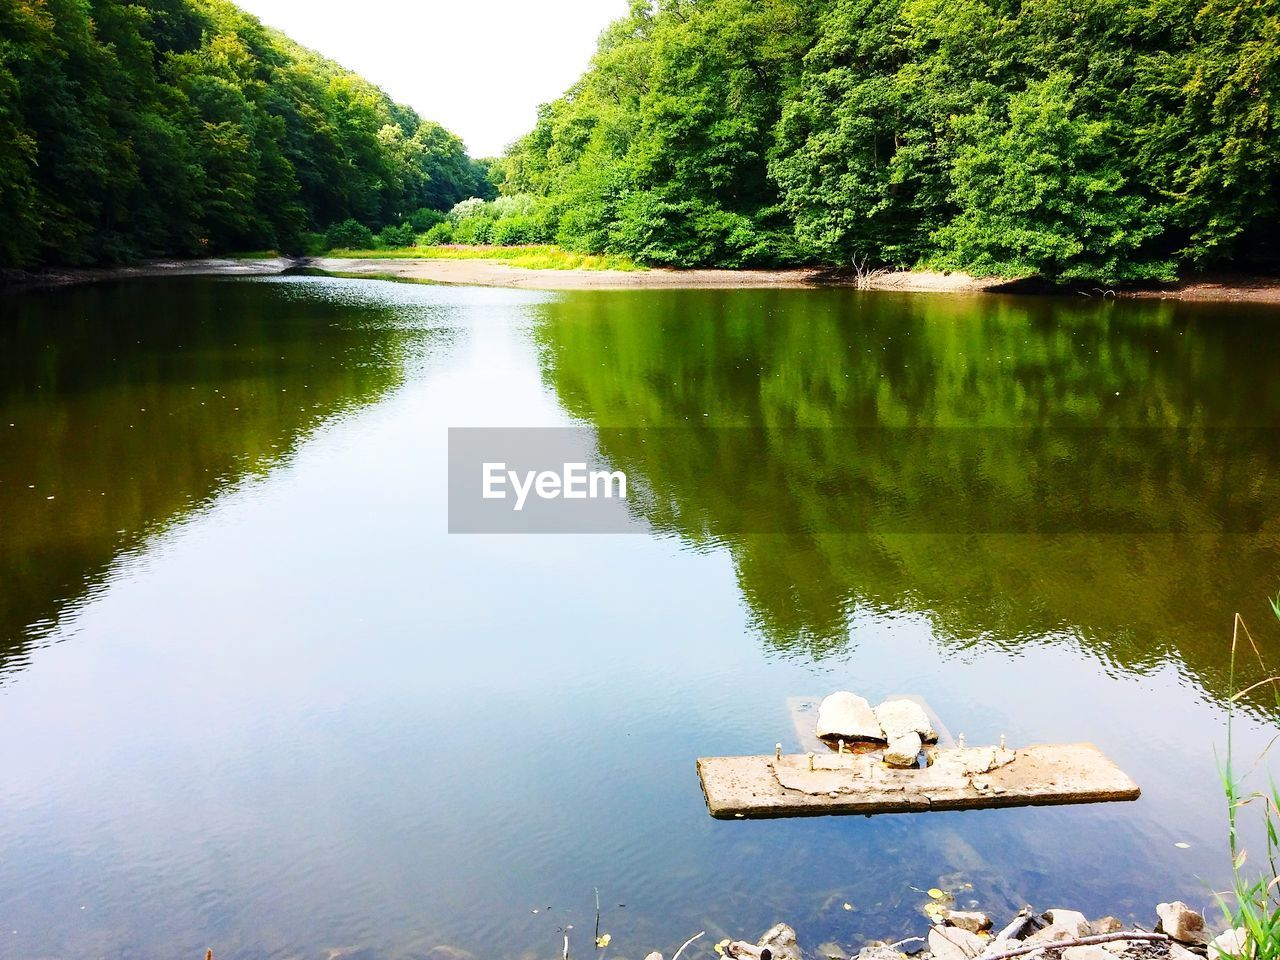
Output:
980,931,1170,960
672,931,706,960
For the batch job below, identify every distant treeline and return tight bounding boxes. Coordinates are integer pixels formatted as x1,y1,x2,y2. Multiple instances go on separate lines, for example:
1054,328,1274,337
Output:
500,0,1279,281
0,0,492,267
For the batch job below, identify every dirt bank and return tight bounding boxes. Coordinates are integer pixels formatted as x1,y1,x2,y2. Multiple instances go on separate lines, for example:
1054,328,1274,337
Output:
300,259,1280,303
5,256,1279,303
310,257,830,289
1123,274,1280,304
310,257,1012,292
0,256,297,292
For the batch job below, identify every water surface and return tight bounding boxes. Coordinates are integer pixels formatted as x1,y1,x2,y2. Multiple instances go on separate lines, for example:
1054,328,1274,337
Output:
1,277,1277,960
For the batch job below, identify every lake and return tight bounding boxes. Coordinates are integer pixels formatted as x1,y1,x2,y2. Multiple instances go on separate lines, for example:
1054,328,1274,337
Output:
1,275,1277,960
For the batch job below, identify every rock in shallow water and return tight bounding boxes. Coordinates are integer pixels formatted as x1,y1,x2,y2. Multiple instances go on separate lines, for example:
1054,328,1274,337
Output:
1156,902,1209,945
815,692,886,742
874,699,938,743
759,923,802,960
945,911,992,934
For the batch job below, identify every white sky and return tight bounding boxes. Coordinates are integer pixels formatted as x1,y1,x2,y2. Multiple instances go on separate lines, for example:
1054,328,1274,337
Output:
235,0,631,157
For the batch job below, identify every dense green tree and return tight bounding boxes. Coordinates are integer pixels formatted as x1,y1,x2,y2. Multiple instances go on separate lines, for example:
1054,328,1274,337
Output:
506,0,1279,281
1130,0,1280,267
0,0,490,268
503,0,817,267
769,0,953,266
934,73,1174,281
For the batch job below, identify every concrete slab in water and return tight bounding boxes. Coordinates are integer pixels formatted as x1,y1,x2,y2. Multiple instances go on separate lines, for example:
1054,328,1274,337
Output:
697,743,1140,819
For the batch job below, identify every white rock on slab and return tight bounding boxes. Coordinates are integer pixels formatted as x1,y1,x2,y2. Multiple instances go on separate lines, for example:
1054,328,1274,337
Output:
874,699,938,743
815,692,885,742
884,732,924,767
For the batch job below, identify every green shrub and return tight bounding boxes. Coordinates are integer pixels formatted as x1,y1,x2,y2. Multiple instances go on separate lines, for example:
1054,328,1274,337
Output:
376,222,417,248
300,231,327,256
608,191,791,267
324,219,375,250
407,208,446,232
492,214,550,245
439,194,552,246
420,222,454,245
449,197,489,223
490,194,539,219
452,216,493,245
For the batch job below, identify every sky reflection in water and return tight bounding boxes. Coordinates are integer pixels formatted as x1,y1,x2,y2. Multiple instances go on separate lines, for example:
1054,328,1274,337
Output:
0,276,1276,960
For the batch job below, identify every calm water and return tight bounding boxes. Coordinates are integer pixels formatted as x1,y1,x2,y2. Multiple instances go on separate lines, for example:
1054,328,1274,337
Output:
1,276,1278,960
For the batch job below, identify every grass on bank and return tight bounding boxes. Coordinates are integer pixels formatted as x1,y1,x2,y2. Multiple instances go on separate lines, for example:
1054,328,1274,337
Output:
1219,595,1280,960
323,244,644,271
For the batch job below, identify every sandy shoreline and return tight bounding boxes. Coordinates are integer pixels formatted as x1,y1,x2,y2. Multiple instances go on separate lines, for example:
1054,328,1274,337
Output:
311,257,1019,293
312,256,832,289
0,256,295,291
3,255,1279,303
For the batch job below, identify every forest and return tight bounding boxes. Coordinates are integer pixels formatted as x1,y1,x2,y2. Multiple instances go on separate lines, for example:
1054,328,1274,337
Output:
3,0,1277,282
498,0,1280,281
0,0,490,267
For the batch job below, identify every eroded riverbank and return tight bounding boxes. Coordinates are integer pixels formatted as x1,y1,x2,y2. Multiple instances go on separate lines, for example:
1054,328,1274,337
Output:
5,256,1280,302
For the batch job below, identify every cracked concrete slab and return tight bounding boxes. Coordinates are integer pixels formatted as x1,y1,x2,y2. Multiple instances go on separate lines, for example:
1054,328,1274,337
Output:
697,743,1139,819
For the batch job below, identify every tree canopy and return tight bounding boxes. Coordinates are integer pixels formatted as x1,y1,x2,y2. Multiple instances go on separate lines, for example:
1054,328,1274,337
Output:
0,0,492,267
502,0,1279,281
